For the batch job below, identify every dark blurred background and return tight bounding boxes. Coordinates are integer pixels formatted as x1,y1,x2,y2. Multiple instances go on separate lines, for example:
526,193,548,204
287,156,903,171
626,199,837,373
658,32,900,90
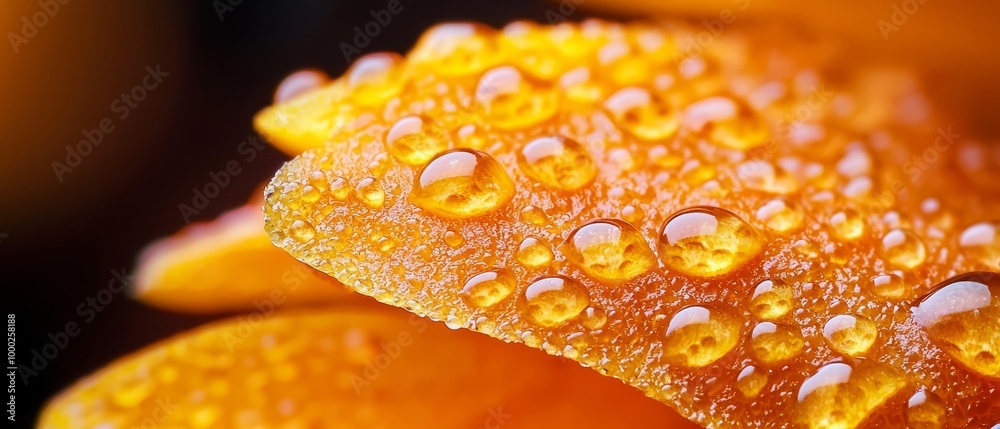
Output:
2,0,998,427
0,1,569,426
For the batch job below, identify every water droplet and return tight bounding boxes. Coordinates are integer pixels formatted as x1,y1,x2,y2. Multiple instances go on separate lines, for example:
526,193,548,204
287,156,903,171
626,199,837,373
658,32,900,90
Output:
796,361,908,429
300,185,320,203
386,115,448,165
829,209,865,241
737,160,799,194
658,206,765,277
460,269,517,308
679,160,716,185
750,322,805,365
329,177,351,201
521,275,590,328
913,272,1000,378
756,199,803,234
959,221,1000,270
476,66,557,130
410,149,515,219
376,236,396,253
274,69,328,103
560,219,657,283
648,145,683,169
520,205,550,226
582,307,608,329
870,274,909,300
410,23,500,76
823,314,878,357
604,87,678,141
750,279,795,320
444,230,464,248
736,365,768,398
454,123,489,150
685,96,768,150
518,135,596,191
621,204,645,224
289,220,316,243
663,305,740,368
881,228,926,270
355,177,385,209
346,53,405,105
516,237,554,268
907,390,947,429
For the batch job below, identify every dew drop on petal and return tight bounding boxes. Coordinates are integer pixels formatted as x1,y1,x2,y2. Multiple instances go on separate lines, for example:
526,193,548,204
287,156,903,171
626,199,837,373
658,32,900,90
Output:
410,149,515,219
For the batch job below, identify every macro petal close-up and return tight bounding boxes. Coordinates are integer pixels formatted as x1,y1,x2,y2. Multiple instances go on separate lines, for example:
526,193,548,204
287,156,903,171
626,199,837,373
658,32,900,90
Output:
5,2,1000,429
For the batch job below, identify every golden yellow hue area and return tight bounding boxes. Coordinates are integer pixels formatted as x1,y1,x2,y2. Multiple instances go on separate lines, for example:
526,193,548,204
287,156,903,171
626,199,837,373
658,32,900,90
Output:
134,199,349,313
39,308,689,429
260,21,1000,428
560,219,657,282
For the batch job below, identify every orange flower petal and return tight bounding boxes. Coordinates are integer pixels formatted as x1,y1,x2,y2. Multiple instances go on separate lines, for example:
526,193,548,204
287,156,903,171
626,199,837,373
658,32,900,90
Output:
134,201,351,313
38,307,693,428
261,21,1000,428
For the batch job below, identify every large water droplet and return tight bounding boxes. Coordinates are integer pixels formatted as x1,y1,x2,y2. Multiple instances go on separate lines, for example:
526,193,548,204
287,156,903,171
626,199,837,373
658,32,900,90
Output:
410,149,515,219
959,221,1000,270
736,365,768,398
907,390,947,429
881,228,927,270
658,206,764,277
823,314,878,357
662,305,740,368
518,135,596,191
516,237,554,268
345,53,405,105
521,275,590,328
604,87,678,141
410,23,500,76
560,219,657,283
913,272,1000,379
461,269,517,308
750,322,805,365
476,66,557,130
796,361,908,429
756,199,803,234
386,115,448,166
750,279,795,320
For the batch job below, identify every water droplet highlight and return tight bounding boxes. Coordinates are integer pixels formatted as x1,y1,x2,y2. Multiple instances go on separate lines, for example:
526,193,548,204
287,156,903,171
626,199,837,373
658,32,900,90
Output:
913,272,1000,378
521,275,590,328
662,305,740,368
518,135,596,191
410,149,515,219
461,269,517,308
560,219,657,283
823,314,878,357
658,206,765,277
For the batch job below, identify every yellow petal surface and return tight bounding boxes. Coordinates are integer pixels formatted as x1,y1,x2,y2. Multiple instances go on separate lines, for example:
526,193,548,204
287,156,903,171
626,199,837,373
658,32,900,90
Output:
262,21,1000,428
134,200,351,313
38,307,690,428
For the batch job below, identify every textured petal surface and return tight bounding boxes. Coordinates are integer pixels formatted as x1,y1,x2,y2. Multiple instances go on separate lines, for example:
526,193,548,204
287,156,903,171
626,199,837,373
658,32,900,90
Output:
262,21,1000,428
134,200,350,313
38,308,689,428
